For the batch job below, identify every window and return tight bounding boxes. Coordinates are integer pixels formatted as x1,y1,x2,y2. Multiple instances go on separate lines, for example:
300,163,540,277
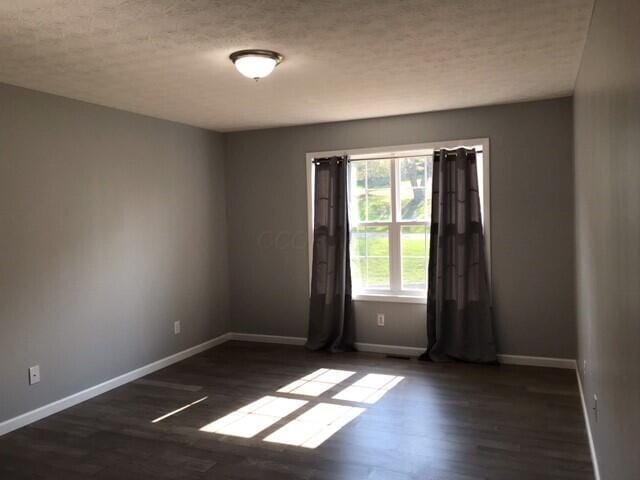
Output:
307,140,489,303
349,155,432,297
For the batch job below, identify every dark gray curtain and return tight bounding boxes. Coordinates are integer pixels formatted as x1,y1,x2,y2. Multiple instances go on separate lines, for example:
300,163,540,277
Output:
305,156,355,352
420,148,497,363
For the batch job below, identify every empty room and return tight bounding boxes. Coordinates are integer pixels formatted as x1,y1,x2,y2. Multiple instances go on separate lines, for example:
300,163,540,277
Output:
0,1,638,479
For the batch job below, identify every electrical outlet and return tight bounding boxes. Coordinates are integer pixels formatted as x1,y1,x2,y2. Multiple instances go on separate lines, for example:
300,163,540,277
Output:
593,394,598,422
377,313,385,326
28,365,40,385
174,321,181,335
583,359,587,376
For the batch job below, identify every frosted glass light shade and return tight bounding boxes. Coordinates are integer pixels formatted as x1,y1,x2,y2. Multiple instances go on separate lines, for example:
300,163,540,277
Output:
230,50,283,80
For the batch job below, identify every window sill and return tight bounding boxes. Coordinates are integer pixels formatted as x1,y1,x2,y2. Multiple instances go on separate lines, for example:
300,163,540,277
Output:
352,293,427,304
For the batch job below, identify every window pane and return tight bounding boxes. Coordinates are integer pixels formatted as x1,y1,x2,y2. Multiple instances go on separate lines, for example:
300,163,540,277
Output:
366,160,391,222
352,160,392,222
351,227,367,256
350,226,390,290
401,225,428,290
366,257,390,288
350,227,367,289
399,157,432,221
351,162,367,223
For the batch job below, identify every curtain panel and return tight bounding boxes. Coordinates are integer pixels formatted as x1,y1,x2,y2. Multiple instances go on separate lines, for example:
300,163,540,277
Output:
421,148,497,363
306,156,355,352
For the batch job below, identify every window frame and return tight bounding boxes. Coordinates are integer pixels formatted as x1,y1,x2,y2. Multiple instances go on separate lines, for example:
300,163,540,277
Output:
306,139,490,304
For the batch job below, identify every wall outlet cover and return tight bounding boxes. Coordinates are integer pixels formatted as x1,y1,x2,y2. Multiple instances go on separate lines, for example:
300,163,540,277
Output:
377,313,385,326
174,321,181,335
28,365,40,385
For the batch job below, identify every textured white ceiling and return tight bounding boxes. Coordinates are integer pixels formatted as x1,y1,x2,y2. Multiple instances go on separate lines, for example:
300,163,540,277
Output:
0,0,594,131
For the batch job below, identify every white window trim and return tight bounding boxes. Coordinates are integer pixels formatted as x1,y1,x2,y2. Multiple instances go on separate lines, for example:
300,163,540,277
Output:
306,138,491,304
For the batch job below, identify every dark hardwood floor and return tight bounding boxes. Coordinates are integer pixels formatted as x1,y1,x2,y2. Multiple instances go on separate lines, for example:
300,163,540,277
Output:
0,341,593,479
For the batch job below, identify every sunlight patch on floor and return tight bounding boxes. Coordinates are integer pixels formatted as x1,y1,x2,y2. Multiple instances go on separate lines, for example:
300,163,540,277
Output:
199,369,405,446
332,374,404,404
277,368,356,397
151,396,208,423
264,403,365,448
199,396,307,438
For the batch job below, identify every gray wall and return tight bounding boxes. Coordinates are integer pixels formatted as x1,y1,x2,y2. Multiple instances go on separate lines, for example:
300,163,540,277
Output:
574,0,640,478
0,83,579,426
0,83,230,423
224,97,576,358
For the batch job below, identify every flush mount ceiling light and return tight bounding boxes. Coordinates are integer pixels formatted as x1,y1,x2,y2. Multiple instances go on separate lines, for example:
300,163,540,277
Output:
229,49,283,80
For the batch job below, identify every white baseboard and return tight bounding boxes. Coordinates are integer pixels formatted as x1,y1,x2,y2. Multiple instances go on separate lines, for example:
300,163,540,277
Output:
496,354,576,369
228,333,576,368
576,368,601,480
354,342,424,357
0,332,232,437
228,332,306,346
228,333,425,356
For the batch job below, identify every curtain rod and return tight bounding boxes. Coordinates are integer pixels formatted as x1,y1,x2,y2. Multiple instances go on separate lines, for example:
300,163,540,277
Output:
312,149,483,164
347,150,483,163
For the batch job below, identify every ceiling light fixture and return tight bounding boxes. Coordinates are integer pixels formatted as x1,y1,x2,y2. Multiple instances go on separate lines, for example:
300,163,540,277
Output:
229,49,283,80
